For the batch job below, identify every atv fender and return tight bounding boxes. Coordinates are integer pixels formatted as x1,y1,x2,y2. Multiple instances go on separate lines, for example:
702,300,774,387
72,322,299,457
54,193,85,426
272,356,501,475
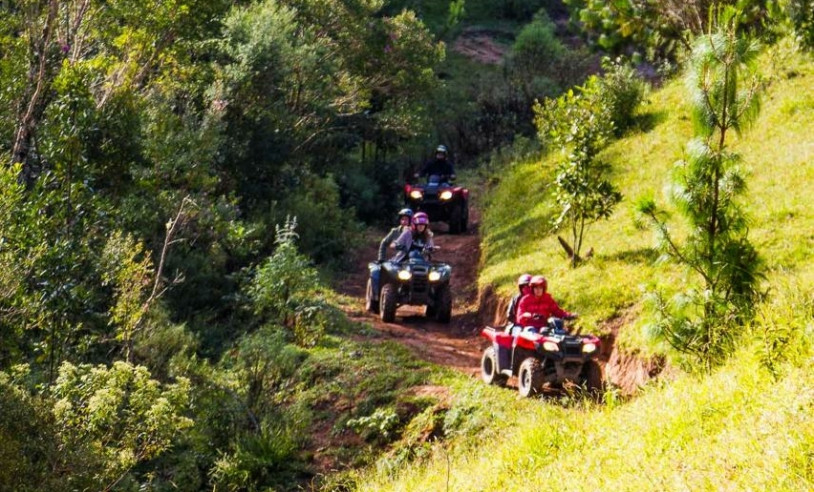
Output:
494,342,511,374
480,327,513,348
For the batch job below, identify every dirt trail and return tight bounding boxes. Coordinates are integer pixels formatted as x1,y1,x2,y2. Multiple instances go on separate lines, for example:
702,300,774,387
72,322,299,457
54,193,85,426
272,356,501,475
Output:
337,210,487,377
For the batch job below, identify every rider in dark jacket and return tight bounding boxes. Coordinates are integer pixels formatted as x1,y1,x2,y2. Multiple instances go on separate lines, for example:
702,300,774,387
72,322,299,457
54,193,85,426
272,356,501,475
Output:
378,208,413,261
505,273,532,334
418,144,456,181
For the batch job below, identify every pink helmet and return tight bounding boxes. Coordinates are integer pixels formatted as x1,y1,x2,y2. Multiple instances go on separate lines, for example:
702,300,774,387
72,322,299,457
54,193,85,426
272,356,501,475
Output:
413,212,430,225
517,274,532,286
529,275,547,291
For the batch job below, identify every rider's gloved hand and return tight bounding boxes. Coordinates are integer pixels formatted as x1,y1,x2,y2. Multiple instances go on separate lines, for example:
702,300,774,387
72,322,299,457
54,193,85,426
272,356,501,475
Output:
565,313,579,320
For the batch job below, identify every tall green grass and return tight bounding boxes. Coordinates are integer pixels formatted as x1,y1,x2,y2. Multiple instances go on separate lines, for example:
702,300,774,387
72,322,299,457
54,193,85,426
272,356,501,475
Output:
352,340,814,491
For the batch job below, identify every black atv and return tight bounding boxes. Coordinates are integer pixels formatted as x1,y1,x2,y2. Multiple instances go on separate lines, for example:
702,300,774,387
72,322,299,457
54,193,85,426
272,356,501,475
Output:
366,247,452,323
404,175,469,234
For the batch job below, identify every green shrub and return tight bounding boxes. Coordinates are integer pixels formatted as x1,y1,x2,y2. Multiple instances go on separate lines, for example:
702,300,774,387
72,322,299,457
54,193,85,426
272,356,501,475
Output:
248,218,343,345
269,171,362,267
785,0,814,49
598,57,649,135
209,423,299,491
509,13,565,90
347,407,401,443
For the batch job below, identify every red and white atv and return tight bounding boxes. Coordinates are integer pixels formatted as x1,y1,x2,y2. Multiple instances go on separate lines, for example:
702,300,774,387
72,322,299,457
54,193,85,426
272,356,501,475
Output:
480,317,603,397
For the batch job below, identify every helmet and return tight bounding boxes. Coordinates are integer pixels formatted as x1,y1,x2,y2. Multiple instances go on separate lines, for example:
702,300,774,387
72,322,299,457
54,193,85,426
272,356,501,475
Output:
435,144,447,155
517,274,532,286
413,212,429,225
398,208,413,219
529,275,547,291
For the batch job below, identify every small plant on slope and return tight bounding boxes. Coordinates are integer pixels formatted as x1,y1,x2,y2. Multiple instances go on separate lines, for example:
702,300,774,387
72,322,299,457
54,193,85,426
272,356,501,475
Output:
534,76,623,267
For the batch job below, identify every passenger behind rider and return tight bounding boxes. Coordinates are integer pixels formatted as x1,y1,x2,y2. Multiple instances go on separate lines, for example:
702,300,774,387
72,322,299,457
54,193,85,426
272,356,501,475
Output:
504,273,532,334
416,144,456,182
390,212,435,262
378,208,413,262
516,275,577,331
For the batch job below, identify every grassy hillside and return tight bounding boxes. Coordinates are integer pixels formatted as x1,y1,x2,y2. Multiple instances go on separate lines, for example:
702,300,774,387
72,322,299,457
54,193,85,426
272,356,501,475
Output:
479,43,814,353
352,351,813,491
346,44,814,491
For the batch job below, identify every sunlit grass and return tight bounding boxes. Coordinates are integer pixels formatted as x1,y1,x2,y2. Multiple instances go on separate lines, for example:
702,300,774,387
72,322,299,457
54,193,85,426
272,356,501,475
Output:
355,348,814,491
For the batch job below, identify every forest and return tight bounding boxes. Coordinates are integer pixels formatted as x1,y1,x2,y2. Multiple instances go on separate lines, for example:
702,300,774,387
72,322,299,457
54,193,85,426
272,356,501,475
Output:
1,0,812,491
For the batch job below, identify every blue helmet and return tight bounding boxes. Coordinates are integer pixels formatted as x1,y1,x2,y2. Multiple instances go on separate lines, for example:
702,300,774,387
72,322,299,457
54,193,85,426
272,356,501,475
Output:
398,208,413,219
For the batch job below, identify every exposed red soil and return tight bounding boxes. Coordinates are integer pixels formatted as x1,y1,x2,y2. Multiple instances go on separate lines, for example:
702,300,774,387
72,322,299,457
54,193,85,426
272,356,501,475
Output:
451,29,509,65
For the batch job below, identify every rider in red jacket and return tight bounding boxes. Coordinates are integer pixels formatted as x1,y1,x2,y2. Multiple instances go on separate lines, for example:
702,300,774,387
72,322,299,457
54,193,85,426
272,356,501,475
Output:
516,275,575,329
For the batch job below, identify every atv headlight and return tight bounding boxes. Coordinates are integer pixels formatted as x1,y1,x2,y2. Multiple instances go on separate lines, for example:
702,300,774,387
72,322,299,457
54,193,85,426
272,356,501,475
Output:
428,271,441,282
582,343,597,354
543,341,559,352
409,190,423,200
439,190,453,200
397,270,412,281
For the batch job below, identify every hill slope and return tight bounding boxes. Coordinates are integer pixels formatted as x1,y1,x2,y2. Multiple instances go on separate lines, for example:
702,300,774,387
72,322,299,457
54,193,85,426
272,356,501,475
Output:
347,44,814,491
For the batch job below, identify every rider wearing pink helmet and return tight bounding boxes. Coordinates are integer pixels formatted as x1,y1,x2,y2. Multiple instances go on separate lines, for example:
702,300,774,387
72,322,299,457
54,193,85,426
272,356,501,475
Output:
516,275,575,329
389,211,434,261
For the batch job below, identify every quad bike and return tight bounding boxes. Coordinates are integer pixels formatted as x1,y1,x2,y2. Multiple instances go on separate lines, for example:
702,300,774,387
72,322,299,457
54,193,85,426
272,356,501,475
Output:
365,246,453,323
404,175,469,234
480,317,602,397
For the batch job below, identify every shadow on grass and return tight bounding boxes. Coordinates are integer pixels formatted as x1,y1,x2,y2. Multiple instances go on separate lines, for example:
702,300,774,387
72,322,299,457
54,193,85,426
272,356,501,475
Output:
600,247,659,265
486,213,557,265
630,109,669,135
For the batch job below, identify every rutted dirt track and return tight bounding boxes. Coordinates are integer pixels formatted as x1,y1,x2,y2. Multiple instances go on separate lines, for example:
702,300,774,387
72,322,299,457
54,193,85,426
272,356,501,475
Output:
336,207,653,394
338,210,487,377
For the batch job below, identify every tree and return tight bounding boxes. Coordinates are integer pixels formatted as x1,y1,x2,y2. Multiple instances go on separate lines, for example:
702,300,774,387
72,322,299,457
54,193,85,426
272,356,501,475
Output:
534,77,623,267
51,361,193,490
636,6,763,370
565,0,777,62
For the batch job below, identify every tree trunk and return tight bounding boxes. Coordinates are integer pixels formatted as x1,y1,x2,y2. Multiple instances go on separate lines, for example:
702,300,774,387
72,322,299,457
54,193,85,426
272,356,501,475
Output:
557,235,582,265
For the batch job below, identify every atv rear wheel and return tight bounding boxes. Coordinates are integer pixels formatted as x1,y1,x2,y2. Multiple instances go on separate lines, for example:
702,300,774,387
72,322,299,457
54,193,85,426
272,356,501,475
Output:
435,286,452,323
481,347,508,387
380,284,397,323
518,358,544,398
365,278,379,314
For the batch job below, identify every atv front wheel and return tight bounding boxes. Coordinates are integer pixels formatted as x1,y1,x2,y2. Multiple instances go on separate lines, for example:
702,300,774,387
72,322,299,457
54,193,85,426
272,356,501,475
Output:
461,201,469,232
380,284,397,323
365,278,379,314
518,358,544,398
449,203,463,234
481,347,508,387
435,286,452,323
581,360,604,397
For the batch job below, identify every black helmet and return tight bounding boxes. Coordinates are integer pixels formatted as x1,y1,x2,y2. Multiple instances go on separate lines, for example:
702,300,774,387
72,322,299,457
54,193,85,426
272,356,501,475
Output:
436,144,447,155
398,208,413,219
